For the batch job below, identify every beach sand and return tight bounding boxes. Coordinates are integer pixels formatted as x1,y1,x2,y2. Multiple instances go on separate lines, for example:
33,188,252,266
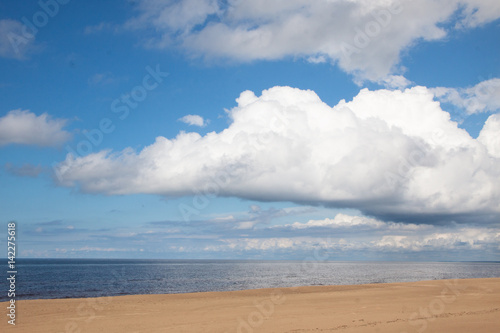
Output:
2,278,499,332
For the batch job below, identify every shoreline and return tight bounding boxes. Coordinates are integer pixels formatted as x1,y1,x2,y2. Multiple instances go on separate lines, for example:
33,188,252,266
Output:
2,277,499,332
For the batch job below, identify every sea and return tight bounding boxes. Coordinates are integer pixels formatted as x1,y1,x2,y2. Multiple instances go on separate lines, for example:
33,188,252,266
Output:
2,259,500,301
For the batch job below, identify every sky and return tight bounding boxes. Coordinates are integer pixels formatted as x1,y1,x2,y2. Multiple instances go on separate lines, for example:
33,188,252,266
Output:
0,0,499,261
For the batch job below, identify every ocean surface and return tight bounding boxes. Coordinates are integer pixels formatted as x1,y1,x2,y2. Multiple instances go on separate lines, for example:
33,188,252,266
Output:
2,259,500,301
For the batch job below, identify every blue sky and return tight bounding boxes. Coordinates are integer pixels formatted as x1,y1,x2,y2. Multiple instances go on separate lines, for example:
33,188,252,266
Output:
1,0,499,260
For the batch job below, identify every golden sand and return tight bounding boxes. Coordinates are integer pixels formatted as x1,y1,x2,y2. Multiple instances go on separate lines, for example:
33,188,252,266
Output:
2,278,499,332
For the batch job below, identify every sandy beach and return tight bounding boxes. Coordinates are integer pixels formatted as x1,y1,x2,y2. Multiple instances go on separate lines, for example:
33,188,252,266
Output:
2,278,499,332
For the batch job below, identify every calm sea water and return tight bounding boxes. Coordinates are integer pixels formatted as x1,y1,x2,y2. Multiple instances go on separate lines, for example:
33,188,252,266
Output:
2,259,500,301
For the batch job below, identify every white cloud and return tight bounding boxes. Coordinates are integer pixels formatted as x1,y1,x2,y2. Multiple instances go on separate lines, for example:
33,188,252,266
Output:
84,22,116,35
289,214,387,230
455,0,500,27
283,213,434,232
71,246,131,252
178,114,207,127
0,19,36,59
432,78,500,114
234,221,258,230
377,75,412,90
373,227,498,252
88,72,121,86
126,0,220,33
125,0,500,81
201,212,500,254
206,222,500,254
478,113,500,158
55,86,500,224
0,109,71,147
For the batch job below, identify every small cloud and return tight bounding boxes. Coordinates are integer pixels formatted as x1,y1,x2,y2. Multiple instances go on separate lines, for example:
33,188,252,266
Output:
72,246,130,252
88,72,121,86
377,75,413,90
0,109,71,147
178,114,208,127
83,22,116,35
0,19,37,60
307,55,327,64
234,221,257,230
432,78,500,114
212,215,235,221
5,163,43,177
36,220,63,226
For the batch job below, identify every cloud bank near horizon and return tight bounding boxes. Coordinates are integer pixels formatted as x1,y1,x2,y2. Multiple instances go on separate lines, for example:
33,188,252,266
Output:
204,212,500,256
55,85,500,225
23,209,499,259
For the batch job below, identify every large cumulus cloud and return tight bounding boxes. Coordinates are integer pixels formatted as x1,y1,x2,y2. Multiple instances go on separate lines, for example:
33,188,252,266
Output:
55,86,500,224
